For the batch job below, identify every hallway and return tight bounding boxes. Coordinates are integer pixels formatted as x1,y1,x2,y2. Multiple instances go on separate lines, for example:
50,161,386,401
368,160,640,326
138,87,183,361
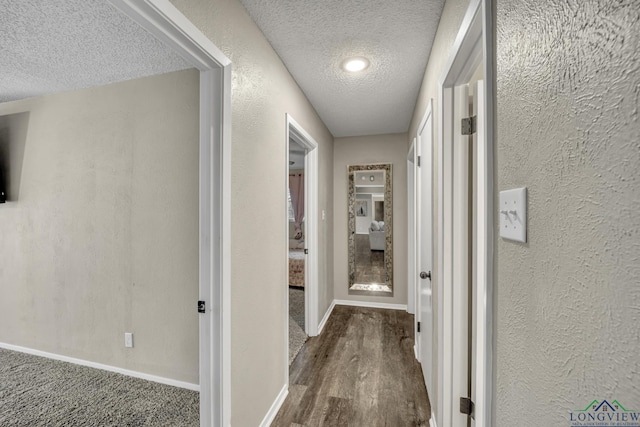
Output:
271,306,431,426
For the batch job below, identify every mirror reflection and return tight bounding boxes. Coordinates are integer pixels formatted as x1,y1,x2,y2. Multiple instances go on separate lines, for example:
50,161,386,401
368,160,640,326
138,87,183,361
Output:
348,164,393,294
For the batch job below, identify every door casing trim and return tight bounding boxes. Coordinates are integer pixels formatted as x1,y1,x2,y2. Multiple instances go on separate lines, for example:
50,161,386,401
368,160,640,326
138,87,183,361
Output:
436,0,494,425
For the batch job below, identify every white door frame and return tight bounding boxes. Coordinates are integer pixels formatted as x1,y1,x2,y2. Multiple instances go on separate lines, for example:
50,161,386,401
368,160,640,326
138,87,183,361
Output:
407,139,416,317
284,114,319,384
108,2,231,426
436,0,494,426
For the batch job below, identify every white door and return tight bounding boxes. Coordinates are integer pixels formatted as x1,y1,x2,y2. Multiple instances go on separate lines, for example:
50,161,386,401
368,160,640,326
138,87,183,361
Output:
417,101,434,396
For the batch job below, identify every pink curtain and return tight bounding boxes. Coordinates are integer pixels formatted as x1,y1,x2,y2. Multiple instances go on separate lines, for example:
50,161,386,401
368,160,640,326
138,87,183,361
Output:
289,173,304,233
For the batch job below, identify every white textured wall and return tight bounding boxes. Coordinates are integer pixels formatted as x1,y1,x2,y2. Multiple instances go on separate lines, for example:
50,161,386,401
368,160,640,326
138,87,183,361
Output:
495,0,640,424
0,70,200,383
407,0,472,416
409,0,640,422
168,0,335,425
333,133,408,305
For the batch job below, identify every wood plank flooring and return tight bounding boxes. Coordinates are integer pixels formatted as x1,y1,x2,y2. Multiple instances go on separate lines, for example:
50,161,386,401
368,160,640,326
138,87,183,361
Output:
355,234,385,284
271,305,431,427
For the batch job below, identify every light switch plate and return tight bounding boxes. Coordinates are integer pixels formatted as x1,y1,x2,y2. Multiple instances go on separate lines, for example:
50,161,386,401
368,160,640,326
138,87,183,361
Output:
124,332,133,348
499,187,527,243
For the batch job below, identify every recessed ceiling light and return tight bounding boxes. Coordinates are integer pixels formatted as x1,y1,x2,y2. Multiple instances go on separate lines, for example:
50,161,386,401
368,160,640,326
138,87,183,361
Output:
342,57,369,73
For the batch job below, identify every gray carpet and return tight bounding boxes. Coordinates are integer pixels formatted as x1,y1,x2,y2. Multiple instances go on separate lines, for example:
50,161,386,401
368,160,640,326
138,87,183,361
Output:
2,292,309,424
0,348,199,427
289,288,307,365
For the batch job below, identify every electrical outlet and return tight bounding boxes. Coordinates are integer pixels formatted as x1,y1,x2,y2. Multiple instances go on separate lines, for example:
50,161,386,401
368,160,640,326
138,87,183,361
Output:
124,332,133,348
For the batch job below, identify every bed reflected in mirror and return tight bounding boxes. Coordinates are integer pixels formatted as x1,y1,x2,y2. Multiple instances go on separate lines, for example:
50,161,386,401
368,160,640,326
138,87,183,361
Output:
348,164,392,295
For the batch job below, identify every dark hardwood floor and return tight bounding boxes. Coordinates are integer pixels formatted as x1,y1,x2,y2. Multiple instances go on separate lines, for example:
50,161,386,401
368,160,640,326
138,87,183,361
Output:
271,305,431,427
355,234,385,284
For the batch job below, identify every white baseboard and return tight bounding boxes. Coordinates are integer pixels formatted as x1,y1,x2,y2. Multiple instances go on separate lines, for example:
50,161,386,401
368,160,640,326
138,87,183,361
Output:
259,383,288,427
317,300,336,335
414,344,418,360
0,342,199,392
334,299,408,311
430,411,437,427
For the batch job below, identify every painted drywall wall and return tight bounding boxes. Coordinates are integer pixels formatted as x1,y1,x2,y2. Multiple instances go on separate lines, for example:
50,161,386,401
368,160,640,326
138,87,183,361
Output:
333,133,408,305
495,1,640,425
168,0,335,425
410,0,640,423
0,69,200,383
407,0,472,415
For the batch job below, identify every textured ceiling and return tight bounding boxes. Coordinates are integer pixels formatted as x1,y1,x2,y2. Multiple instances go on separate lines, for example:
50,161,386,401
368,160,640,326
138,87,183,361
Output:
0,0,191,103
239,0,445,137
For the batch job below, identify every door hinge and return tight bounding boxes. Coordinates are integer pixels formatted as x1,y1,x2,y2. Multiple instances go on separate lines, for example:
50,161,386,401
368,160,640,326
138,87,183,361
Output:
417,155,421,167
198,300,206,314
304,248,308,254
460,397,475,416
461,115,477,135
417,321,421,332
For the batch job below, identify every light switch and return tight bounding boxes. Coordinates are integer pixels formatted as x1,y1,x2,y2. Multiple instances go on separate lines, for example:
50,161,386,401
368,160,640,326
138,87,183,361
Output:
499,187,527,243
124,332,133,348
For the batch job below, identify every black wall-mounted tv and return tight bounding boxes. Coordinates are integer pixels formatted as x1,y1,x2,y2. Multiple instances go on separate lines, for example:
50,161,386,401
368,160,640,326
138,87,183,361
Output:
0,159,6,203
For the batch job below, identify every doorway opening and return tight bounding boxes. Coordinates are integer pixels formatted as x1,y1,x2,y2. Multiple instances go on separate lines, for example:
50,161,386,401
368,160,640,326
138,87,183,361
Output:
0,0,231,426
284,114,319,383
109,2,232,426
287,137,307,364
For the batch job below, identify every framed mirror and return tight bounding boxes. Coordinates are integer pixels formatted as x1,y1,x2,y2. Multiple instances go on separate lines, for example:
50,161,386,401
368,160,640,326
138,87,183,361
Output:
348,163,393,294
